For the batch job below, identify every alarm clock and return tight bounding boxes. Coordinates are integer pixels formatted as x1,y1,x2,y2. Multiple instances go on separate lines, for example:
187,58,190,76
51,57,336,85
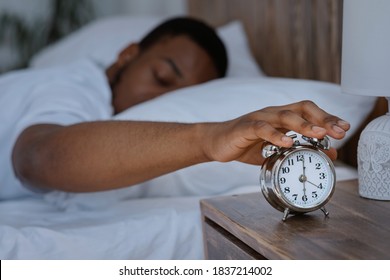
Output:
260,134,336,221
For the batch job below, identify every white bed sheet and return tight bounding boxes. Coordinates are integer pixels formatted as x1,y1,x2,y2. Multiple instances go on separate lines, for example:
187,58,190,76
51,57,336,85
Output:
0,166,357,260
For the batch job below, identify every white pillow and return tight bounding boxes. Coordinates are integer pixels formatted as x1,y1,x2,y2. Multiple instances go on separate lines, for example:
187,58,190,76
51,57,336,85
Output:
114,77,375,149
30,16,263,77
43,77,375,210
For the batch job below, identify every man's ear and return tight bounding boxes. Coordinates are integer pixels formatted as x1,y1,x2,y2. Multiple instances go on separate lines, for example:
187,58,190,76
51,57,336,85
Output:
117,43,140,67
106,43,140,86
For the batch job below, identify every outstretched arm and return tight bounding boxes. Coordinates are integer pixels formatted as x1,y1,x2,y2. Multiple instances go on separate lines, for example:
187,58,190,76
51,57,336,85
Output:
12,100,349,193
12,121,207,192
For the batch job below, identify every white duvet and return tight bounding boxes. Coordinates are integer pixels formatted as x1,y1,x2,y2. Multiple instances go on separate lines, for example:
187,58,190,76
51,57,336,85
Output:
0,166,357,260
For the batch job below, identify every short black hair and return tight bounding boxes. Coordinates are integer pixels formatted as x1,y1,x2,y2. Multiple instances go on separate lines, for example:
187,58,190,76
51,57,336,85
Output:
139,17,228,78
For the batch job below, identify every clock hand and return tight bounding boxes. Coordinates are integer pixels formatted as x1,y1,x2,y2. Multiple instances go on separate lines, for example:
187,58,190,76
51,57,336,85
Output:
307,180,321,189
301,156,307,202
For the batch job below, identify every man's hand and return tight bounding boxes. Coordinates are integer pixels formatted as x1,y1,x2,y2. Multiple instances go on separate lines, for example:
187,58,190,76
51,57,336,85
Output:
201,100,349,165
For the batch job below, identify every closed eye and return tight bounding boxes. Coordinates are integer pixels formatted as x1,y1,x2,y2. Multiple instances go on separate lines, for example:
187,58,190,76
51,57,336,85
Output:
163,58,183,78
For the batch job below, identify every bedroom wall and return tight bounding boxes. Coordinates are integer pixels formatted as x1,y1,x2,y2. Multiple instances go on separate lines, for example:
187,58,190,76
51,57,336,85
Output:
93,0,187,17
0,0,187,73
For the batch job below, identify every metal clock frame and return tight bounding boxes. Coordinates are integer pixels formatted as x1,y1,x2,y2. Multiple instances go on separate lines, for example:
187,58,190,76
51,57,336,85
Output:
260,142,336,221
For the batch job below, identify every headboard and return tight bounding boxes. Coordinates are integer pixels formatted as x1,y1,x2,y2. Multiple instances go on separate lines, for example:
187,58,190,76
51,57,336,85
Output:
188,0,386,167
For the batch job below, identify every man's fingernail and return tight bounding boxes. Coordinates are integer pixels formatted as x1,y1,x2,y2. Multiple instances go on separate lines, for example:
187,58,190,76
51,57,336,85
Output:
312,126,326,133
337,120,350,127
333,125,345,134
282,136,293,143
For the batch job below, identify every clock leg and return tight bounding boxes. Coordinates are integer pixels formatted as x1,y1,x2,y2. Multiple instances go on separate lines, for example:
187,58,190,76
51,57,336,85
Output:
282,208,290,221
320,207,329,217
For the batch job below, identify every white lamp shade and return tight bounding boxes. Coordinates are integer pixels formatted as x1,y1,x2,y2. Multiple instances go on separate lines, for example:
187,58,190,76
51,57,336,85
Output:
341,0,390,96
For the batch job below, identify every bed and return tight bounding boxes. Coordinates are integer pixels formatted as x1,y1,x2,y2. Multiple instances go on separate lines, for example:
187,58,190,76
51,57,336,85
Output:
0,0,381,259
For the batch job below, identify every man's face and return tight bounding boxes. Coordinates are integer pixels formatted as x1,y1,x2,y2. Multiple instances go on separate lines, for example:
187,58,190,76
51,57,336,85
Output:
108,35,219,114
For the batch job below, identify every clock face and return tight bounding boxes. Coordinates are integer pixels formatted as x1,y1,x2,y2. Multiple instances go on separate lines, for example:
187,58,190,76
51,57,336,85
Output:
276,148,335,209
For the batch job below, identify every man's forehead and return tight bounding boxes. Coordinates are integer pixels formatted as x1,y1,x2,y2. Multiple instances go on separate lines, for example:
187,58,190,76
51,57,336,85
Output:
143,35,218,82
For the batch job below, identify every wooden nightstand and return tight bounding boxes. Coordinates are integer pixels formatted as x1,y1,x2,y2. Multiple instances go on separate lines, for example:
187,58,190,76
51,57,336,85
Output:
200,179,390,259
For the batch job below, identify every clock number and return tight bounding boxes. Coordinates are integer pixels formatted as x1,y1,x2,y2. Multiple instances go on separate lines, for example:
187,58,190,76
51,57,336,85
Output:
287,159,294,166
280,177,286,184
319,173,326,179
292,194,298,201
312,191,318,198
309,156,312,163
283,187,290,193
302,195,308,202
318,183,324,189
281,167,290,174
315,163,321,170
296,155,304,162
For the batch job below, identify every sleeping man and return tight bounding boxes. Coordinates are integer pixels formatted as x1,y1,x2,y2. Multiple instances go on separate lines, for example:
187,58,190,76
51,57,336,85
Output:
0,17,350,200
